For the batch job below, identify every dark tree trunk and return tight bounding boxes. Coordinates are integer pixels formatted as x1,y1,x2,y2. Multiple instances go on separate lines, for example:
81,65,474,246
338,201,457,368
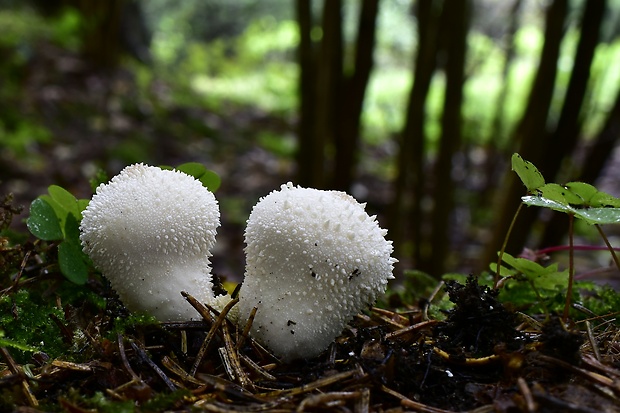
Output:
75,0,126,68
535,90,620,252
487,0,523,150
477,0,523,206
537,0,607,248
542,0,607,184
331,0,379,191
314,0,343,189
295,0,379,190
390,0,442,266
579,90,620,184
425,0,470,276
296,0,321,188
483,0,568,267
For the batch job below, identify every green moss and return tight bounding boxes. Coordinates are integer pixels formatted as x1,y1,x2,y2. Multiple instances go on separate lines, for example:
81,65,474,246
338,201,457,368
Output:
108,312,159,339
0,290,67,363
61,388,190,413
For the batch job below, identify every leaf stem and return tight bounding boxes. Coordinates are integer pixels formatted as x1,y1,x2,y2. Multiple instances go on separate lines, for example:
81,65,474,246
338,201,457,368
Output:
563,213,575,323
594,224,620,272
495,203,523,289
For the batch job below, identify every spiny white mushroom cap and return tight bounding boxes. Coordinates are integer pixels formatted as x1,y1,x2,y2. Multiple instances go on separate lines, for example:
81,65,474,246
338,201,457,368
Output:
80,163,222,322
238,182,396,361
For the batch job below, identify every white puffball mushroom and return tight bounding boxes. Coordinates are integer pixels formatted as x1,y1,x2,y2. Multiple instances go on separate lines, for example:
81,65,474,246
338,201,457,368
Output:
80,163,224,322
238,182,397,361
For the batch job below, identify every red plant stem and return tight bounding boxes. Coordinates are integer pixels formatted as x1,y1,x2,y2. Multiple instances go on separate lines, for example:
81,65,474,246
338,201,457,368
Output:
594,224,620,272
537,244,620,255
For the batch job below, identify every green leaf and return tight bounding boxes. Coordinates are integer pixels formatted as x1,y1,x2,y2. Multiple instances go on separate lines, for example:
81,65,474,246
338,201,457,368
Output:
489,263,517,277
64,212,81,242
26,198,64,240
564,182,598,204
58,241,89,284
78,198,90,214
195,169,221,192
523,195,620,224
522,195,576,215
40,194,68,223
538,183,570,205
48,185,80,218
175,162,221,192
511,153,545,192
533,268,569,290
588,191,620,208
175,162,206,177
500,252,552,279
41,193,74,239
573,208,620,225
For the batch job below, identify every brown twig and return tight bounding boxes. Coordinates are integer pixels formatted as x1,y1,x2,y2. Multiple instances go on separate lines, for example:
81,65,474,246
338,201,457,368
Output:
517,377,536,412
384,319,439,340
0,347,38,407
190,297,239,376
535,353,620,396
117,333,141,382
236,305,257,352
182,291,216,323
381,384,458,413
130,341,177,391
220,321,253,390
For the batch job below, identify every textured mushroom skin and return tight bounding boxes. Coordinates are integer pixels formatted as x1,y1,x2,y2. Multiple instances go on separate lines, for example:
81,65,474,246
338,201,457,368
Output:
239,182,396,361
80,164,220,321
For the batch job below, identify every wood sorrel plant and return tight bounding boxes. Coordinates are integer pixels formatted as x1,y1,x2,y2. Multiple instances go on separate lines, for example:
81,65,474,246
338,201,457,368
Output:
498,153,620,321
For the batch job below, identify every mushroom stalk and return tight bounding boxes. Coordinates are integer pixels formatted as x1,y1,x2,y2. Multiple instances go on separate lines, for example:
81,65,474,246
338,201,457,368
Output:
80,163,225,321
238,182,396,361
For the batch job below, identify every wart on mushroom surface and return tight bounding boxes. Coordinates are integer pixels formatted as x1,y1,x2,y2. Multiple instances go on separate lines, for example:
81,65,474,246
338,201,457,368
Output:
238,182,397,361
79,163,227,322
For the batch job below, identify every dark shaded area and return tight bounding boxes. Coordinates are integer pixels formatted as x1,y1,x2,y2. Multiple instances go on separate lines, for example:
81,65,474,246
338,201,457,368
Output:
1,251,617,412
435,275,520,357
539,316,584,364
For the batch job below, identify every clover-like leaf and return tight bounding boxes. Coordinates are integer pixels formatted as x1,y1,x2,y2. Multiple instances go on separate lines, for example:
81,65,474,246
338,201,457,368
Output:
564,182,598,204
26,198,63,241
573,208,620,225
588,191,620,208
538,183,570,205
500,252,558,280
47,185,80,219
162,162,222,192
512,153,545,192
177,162,221,192
58,241,89,285
522,195,576,215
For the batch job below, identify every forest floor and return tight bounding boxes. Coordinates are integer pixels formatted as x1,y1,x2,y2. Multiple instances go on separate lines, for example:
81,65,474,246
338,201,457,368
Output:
1,40,620,412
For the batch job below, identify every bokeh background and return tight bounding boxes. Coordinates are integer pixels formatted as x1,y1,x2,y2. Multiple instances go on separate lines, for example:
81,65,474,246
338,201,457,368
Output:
1,0,620,283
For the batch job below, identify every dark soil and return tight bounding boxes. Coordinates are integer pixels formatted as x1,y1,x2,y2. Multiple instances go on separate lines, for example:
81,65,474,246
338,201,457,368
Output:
1,242,619,413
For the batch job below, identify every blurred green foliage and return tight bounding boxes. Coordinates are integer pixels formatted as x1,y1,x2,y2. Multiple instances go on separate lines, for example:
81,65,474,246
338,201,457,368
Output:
141,1,620,160
1,2,619,172
0,6,81,166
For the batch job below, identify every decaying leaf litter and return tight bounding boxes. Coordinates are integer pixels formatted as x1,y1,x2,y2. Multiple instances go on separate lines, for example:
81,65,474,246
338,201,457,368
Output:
2,218,620,413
